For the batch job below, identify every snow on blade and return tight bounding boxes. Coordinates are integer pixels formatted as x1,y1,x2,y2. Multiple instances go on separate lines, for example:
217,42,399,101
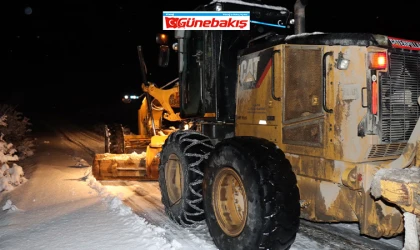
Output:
371,166,420,198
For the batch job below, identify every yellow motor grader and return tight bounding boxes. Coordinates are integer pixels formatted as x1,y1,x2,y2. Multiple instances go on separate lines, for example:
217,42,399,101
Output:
93,0,420,249
92,45,183,181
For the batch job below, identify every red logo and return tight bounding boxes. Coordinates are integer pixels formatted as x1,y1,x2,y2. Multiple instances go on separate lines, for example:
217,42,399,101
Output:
165,17,179,28
164,17,248,29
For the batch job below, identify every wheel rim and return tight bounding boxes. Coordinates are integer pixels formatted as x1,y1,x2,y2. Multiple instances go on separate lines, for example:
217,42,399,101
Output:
165,154,183,205
213,167,247,237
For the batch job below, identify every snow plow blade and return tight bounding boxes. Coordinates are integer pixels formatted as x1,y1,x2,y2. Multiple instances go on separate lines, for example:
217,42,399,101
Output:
371,167,420,216
92,152,159,181
370,116,420,216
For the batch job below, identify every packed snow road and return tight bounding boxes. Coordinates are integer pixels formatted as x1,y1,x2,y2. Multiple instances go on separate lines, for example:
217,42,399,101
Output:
55,122,404,250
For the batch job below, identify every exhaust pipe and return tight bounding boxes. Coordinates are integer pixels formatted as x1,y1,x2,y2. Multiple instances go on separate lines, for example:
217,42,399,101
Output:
294,0,308,34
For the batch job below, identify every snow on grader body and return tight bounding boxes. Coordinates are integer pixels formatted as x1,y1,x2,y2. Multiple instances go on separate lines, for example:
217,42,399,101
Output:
93,1,420,249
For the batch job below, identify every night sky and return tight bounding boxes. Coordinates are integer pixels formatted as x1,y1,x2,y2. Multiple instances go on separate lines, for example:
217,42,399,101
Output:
1,0,419,122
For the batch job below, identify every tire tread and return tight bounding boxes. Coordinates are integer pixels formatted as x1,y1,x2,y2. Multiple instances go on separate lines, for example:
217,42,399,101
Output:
159,130,214,226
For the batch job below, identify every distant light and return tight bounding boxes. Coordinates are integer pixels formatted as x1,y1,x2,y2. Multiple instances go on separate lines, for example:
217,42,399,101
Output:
130,95,139,99
24,6,32,15
124,95,129,99
259,120,267,125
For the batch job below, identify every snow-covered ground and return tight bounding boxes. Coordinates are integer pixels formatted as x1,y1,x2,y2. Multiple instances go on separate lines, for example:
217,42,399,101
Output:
0,120,405,250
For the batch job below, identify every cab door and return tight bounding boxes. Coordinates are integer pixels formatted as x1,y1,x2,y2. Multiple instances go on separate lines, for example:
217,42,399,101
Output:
179,30,205,118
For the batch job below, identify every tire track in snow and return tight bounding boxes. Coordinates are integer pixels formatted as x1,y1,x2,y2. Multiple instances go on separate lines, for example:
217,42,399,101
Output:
58,129,97,156
106,181,217,250
54,125,104,159
53,125,216,248
55,123,403,250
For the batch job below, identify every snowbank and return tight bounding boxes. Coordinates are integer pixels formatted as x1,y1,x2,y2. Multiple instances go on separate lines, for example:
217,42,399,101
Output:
85,175,179,249
0,114,28,193
0,105,35,160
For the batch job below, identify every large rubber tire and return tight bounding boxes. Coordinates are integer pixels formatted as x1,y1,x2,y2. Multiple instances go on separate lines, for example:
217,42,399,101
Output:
159,130,214,226
104,124,125,154
204,136,300,250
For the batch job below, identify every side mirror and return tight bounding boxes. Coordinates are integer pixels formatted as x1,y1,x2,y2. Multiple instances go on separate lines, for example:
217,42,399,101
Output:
158,45,170,67
156,33,168,45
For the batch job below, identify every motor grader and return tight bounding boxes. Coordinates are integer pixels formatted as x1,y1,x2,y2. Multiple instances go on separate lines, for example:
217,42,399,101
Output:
93,47,182,181
93,0,420,249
